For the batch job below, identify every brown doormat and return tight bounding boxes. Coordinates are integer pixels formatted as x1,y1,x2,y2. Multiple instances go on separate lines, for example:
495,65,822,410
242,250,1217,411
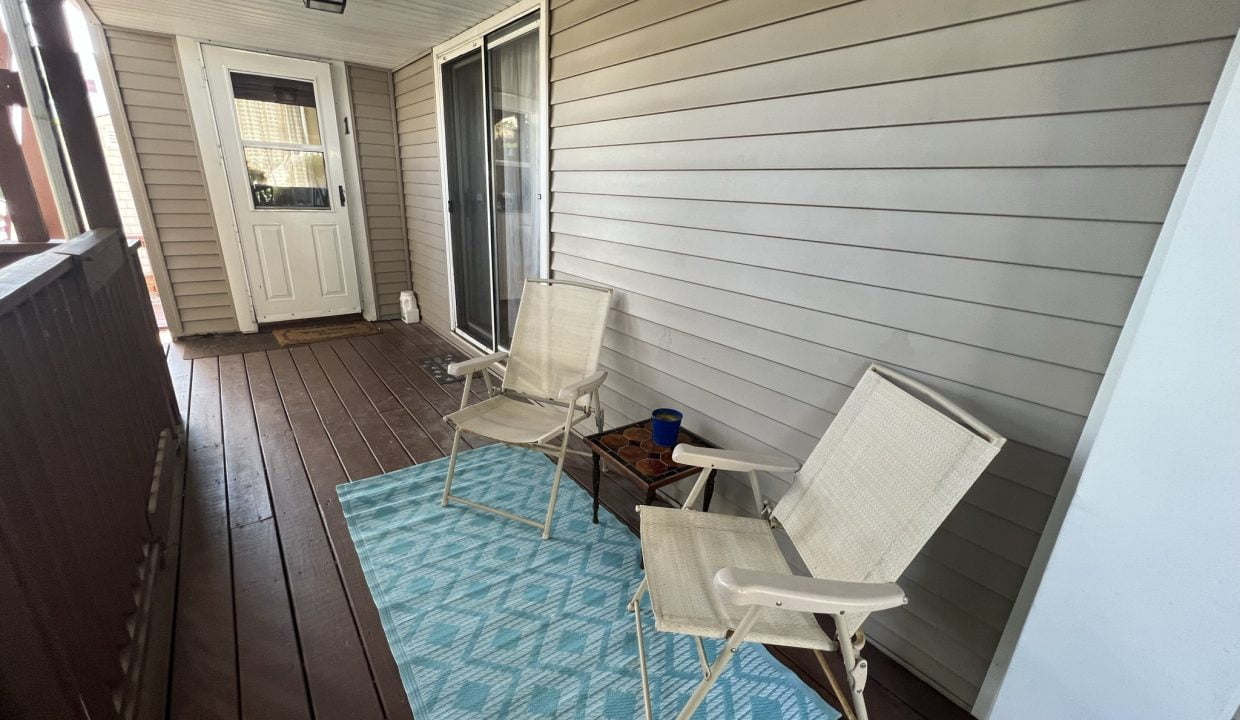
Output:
272,320,379,347
177,332,281,360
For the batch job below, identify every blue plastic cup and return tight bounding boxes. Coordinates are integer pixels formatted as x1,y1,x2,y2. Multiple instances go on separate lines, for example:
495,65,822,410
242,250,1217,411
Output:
650,408,683,449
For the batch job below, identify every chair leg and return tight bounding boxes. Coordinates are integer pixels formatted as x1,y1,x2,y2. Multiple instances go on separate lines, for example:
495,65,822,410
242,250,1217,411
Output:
673,605,761,720
541,430,572,540
441,427,463,507
833,620,871,720
629,577,653,720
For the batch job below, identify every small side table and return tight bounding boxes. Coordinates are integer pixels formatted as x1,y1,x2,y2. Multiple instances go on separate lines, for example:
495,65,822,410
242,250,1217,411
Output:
583,419,718,523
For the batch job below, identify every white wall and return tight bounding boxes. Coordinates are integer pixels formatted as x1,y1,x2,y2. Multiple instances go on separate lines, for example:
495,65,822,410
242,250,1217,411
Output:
985,35,1240,720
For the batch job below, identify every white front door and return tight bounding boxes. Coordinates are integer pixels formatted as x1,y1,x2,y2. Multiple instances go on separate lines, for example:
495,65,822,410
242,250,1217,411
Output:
202,46,360,323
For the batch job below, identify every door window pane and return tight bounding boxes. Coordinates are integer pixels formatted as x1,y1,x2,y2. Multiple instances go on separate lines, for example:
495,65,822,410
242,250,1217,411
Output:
243,148,329,208
231,73,322,145
488,24,541,347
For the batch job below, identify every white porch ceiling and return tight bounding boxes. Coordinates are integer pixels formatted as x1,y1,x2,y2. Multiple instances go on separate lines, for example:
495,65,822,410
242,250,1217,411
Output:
83,0,520,68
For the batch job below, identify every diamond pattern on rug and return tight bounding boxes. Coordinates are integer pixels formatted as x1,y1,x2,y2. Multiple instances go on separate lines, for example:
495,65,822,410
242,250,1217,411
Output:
337,444,840,720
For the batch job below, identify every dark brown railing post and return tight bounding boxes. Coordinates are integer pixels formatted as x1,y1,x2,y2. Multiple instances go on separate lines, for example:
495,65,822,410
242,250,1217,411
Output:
0,68,50,243
26,1,123,232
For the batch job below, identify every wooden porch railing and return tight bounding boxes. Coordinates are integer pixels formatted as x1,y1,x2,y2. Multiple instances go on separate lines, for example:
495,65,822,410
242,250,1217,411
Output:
0,229,183,720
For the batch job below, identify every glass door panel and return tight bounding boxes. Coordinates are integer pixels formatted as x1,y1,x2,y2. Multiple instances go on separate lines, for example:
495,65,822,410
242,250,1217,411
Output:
442,50,495,348
441,11,542,351
488,23,541,347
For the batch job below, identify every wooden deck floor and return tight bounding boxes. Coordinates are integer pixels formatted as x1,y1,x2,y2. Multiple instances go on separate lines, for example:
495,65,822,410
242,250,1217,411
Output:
164,320,971,720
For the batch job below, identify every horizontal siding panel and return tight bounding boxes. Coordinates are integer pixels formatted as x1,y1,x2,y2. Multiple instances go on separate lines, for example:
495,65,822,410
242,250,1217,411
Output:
125,105,191,126
130,121,195,141
553,42,1228,144
182,317,239,335
552,0,1238,110
550,0,721,59
137,154,202,172
152,213,214,229
551,213,1141,326
179,306,237,322
552,192,1157,277
145,184,207,201
149,198,211,216
553,167,1184,222
172,279,230,296
159,238,222,253
132,137,197,157
163,254,224,270
553,106,1205,169
110,55,179,78
553,0,1059,95
555,232,1119,377
115,70,184,94
556,248,1087,456
554,0,845,79
106,37,176,62
167,266,228,283
175,293,234,310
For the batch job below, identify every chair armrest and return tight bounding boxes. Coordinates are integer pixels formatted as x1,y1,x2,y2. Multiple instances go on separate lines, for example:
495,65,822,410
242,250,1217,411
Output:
714,567,906,615
447,351,507,377
671,445,800,473
557,370,607,401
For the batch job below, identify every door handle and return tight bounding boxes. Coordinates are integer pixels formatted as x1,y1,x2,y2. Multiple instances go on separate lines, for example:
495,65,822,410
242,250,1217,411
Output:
338,185,346,206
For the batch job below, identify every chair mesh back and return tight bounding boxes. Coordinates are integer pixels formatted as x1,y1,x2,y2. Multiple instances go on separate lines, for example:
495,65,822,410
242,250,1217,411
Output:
773,366,1003,633
502,280,612,402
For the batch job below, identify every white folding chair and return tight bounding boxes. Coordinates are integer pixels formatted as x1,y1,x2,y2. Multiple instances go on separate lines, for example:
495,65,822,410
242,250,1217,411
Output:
440,278,613,540
627,364,1005,720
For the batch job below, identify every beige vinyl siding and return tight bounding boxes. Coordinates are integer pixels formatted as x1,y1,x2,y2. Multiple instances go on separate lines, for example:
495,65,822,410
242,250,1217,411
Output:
543,0,1239,707
393,54,452,337
348,64,411,319
103,27,238,336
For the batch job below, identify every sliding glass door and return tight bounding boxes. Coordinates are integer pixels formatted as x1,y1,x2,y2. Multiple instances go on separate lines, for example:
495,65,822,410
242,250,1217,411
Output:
441,12,543,350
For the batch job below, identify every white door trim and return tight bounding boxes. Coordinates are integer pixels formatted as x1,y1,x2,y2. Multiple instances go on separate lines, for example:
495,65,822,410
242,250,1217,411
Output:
175,37,377,332
432,0,548,349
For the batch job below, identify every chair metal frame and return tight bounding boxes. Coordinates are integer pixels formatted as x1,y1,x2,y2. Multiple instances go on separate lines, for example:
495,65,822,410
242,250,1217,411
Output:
441,278,612,540
626,365,1005,720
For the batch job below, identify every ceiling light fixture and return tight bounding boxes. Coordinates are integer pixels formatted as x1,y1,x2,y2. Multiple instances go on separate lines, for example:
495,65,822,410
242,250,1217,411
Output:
304,0,346,13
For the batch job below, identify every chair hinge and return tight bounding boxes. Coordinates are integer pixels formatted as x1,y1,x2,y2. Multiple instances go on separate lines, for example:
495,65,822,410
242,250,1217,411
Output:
848,659,868,694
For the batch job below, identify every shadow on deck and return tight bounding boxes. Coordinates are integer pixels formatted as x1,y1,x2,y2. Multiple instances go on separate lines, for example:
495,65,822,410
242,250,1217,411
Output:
164,320,971,720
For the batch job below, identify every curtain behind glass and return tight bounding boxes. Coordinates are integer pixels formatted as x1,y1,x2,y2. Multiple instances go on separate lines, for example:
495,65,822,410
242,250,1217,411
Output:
488,27,541,347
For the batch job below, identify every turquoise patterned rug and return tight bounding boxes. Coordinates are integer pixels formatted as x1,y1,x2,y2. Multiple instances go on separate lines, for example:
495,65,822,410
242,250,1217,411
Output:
337,444,839,719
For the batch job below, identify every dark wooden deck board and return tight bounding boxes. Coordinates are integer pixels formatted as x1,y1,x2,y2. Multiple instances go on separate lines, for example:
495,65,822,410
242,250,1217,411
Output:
169,358,238,720
256,350,413,720
219,355,309,720
309,341,413,472
166,321,967,720
247,351,388,720
286,345,385,480
330,338,440,463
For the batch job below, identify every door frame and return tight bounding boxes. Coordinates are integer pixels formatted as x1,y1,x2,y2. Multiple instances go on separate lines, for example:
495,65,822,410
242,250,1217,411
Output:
176,37,377,333
432,0,550,353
